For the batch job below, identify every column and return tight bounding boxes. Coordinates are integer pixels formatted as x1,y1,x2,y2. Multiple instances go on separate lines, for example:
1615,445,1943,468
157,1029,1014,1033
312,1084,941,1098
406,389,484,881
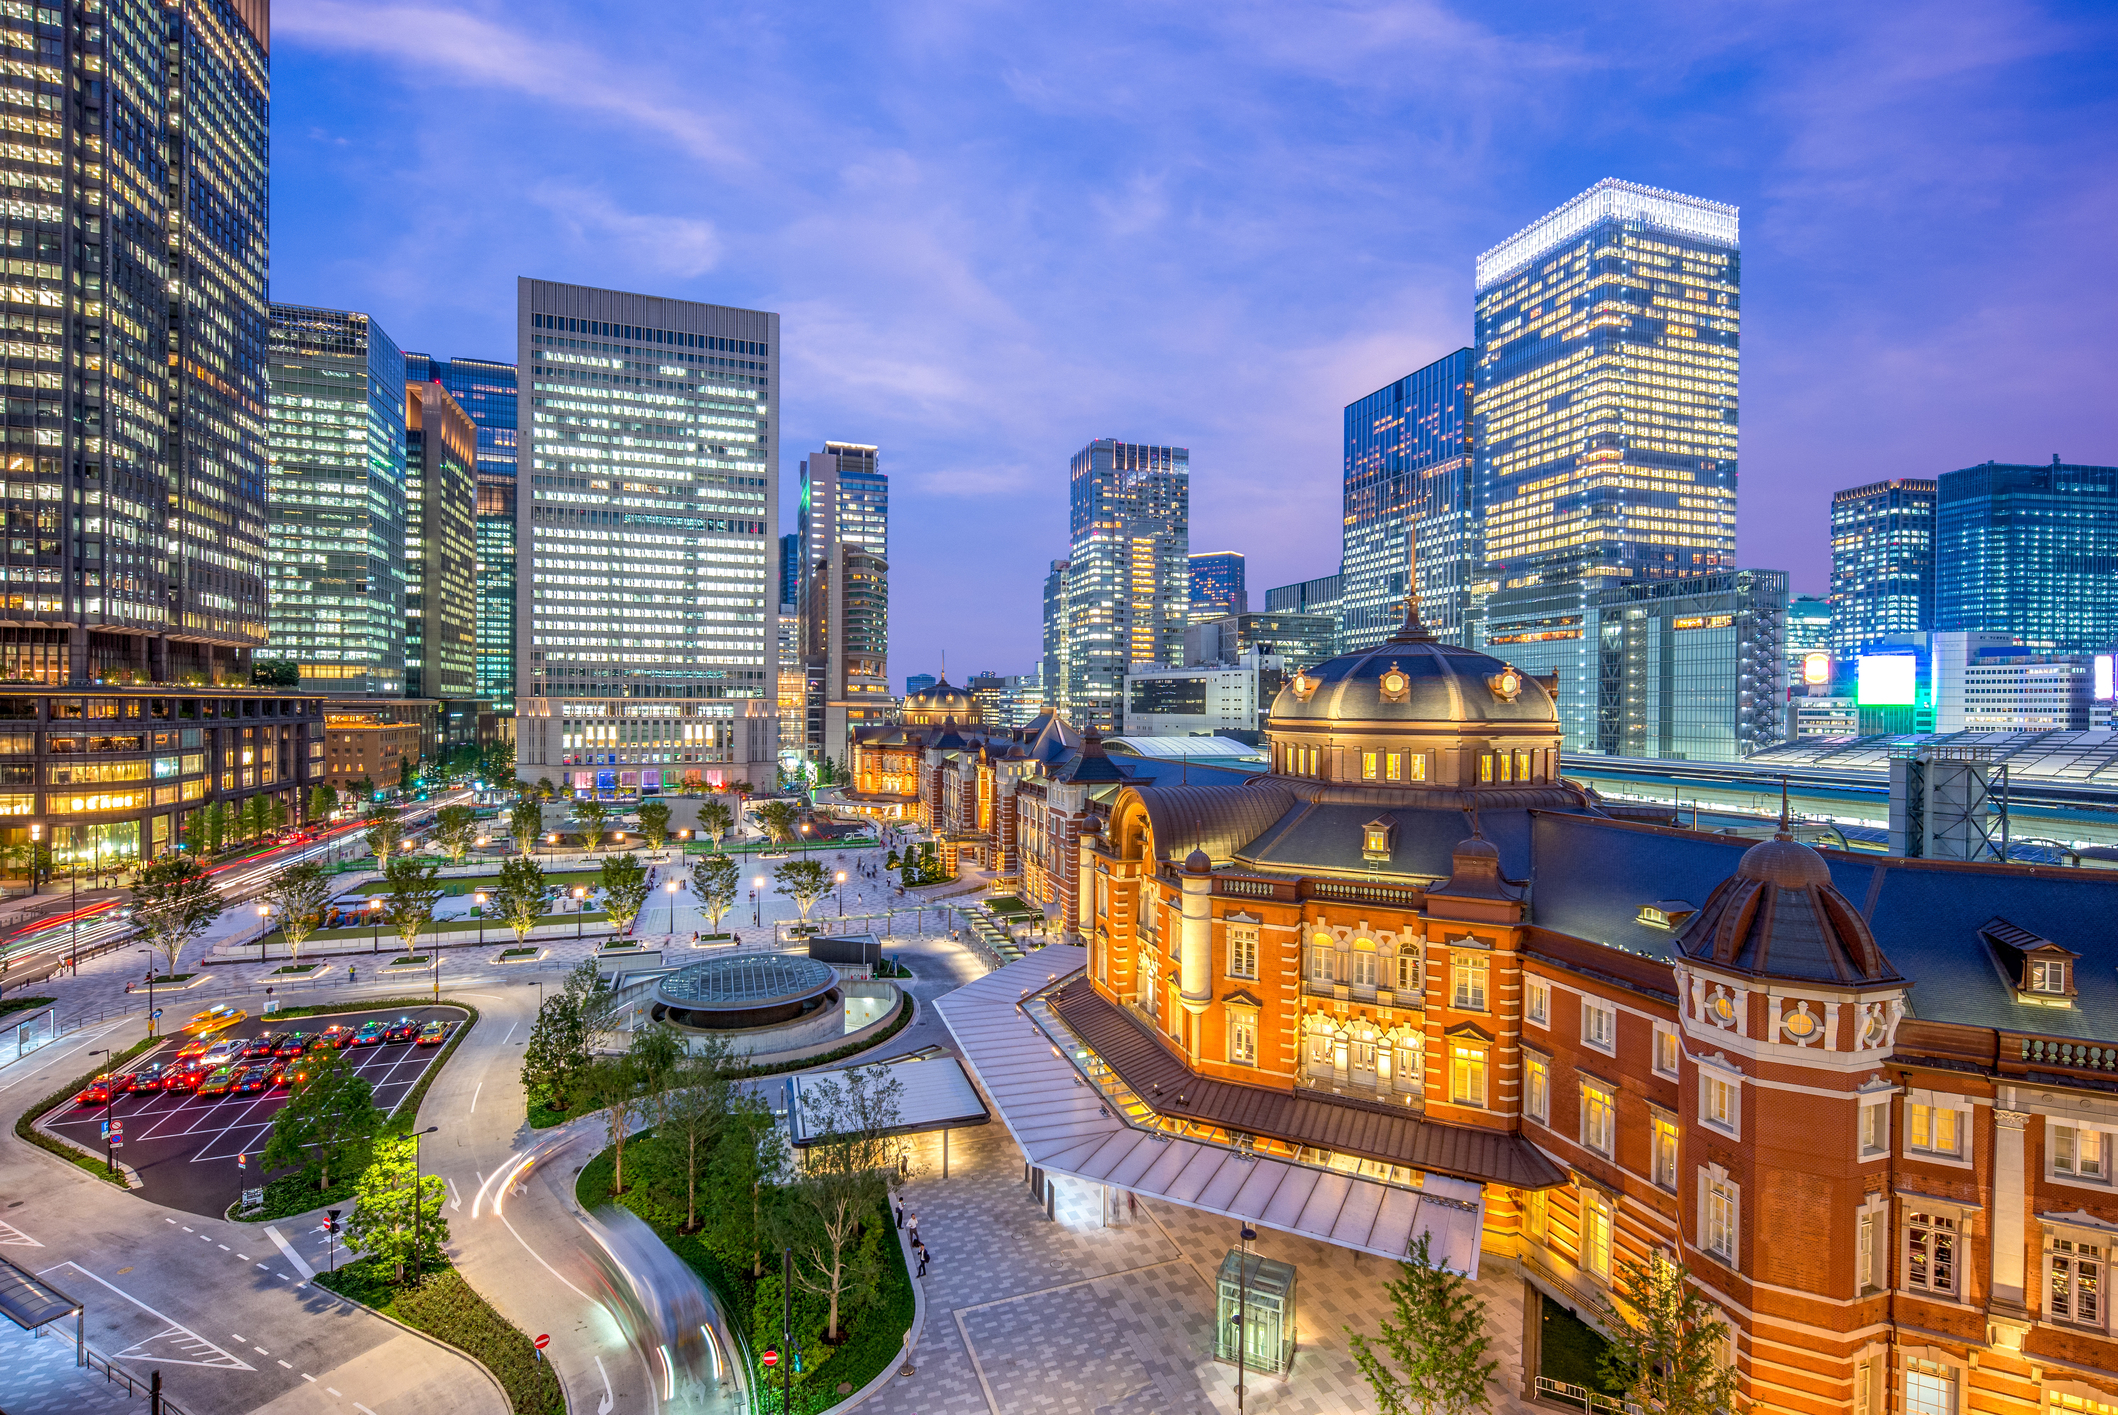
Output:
1990,1107,2031,1315
1179,853,1212,1017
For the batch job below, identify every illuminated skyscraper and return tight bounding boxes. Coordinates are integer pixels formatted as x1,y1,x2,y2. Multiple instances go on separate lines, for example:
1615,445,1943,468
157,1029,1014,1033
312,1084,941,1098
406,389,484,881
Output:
407,354,518,710
798,442,889,764
1342,350,1474,649
1935,458,2118,652
514,280,779,795
1187,551,1246,622
404,380,479,702
1828,478,1936,654
1063,440,1189,731
1473,179,1739,591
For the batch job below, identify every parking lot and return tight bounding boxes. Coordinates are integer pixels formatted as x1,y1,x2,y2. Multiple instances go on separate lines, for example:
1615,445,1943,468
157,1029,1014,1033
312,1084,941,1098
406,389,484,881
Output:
43,1004,469,1218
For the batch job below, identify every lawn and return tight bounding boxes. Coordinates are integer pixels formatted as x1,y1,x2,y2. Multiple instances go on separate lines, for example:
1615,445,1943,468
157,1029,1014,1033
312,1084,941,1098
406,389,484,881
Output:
0,995,56,1020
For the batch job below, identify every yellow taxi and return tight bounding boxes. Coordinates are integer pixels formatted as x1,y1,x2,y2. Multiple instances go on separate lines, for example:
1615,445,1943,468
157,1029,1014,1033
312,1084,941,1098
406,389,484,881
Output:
180,1003,249,1037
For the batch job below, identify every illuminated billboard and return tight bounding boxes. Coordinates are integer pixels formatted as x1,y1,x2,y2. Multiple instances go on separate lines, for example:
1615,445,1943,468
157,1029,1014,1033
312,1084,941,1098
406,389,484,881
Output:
1857,654,1917,706
1802,651,1831,686
2098,653,2114,702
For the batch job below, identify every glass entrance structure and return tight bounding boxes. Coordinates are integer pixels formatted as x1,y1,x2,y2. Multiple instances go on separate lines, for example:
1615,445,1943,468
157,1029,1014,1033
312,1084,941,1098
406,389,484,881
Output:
1214,1249,1297,1375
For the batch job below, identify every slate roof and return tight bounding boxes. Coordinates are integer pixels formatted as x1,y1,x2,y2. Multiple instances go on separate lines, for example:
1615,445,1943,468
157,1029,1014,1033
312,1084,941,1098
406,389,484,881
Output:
1128,781,1295,864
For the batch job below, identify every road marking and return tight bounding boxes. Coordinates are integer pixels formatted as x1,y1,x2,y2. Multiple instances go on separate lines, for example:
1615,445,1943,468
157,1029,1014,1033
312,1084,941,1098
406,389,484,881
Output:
278,1358,292,1368
500,1019,518,1045
181,1225,193,1232
328,1388,342,1397
254,1346,269,1355
264,1225,316,1281
231,1333,245,1342
594,1354,616,1415
302,1372,315,1382
256,1263,269,1270
237,1253,250,1260
470,1081,481,1113
0,1218,42,1246
448,1175,462,1210
356,1404,378,1415
41,1262,255,1371
216,1244,228,1251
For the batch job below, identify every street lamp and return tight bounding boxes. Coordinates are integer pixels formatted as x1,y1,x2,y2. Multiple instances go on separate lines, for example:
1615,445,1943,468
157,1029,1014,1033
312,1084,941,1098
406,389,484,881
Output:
369,896,383,955
27,820,39,896
473,892,487,949
837,870,847,917
257,902,273,964
136,948,157,1038
1235,1224,1258,1412
573,886,587,940
753,875,765,925
546,832,557,866
665,878,679,936
411,1125,440,1283
88,1049,115,1175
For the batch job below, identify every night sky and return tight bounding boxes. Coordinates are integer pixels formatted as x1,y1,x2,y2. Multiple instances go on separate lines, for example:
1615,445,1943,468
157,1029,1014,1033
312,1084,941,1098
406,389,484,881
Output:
271,0,2118,681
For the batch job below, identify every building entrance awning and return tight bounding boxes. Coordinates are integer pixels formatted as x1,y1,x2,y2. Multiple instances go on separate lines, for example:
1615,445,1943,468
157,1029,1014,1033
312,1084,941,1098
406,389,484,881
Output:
787,1051,990,1147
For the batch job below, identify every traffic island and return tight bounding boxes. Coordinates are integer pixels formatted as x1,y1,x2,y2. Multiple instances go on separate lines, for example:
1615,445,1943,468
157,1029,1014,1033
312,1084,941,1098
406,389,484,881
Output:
315,1260,562,1415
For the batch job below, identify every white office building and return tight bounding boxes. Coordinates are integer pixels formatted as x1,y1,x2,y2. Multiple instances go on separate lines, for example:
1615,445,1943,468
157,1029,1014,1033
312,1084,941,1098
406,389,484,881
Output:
1122,654,1282,737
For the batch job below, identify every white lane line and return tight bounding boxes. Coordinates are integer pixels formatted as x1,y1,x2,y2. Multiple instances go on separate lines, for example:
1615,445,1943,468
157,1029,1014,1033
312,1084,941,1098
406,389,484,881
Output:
263,1225,316,1281
277,1358,292,1368
237,1253,250,1261
255,1263,268,1270
302,1373,315,1382
356,1404,379,1414
216,1244,228,1251
254,1346,269,1355
594,1354,617,1414
470,1081,481,1113
40,1263,255,1371
328,1388,342,1397
447,1175,462,1210
231,1333,245,1342
500,1019,518,1045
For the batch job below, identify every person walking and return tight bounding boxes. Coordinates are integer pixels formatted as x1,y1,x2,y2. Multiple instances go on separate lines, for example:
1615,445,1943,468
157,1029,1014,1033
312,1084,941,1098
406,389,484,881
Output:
894,1197,906,1230
906,1212,919,1244
913,1239,929,1277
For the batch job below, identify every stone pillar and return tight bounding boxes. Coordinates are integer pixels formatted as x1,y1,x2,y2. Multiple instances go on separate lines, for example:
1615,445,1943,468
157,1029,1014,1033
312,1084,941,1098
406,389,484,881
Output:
1075,829,1098,939
1179,850,1212,1016
1991,1107,2032,1314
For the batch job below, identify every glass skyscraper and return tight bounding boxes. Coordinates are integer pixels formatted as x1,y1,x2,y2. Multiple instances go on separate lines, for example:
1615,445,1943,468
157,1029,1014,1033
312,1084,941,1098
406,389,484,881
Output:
1062,440,1189,731
514,280,780,796
1342,349,1473,648
1935,458,2118,652
1473,179,1739,591
1828,478,1936,654
265,305,408,696
404,380,479,701
798,442,889,763
1187,551,1246,622
407,354,518,710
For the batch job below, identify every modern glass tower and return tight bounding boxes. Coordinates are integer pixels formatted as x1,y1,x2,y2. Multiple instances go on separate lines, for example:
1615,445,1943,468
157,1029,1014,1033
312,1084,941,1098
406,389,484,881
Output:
407,354,518,710
404,380,479,702
1064,440,1190,731
1935,458,2118,651
514,279,780,796
1342,349,1474,649
1473,180,1739,592
798,442,889,764
265,305,409,696
1828,478,1936,654
1188,551,1246,622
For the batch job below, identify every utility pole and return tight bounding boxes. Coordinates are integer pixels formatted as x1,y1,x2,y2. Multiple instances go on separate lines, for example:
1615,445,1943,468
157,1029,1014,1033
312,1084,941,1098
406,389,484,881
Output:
782,1246,793,1414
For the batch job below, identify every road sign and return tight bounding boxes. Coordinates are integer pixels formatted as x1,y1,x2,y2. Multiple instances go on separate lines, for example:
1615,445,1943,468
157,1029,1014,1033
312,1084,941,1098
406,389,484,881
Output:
534,1334,550,1350
237,1152,247,1169
762,1349,778,1368
150,1008,163,1019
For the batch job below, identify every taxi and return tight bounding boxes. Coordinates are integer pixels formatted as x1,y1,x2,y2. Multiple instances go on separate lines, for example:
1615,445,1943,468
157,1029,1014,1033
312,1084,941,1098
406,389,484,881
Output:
181,1003,248,1037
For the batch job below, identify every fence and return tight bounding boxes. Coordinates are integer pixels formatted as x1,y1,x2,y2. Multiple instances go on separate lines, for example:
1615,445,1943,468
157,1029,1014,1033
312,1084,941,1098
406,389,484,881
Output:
1533,1376,1642,1414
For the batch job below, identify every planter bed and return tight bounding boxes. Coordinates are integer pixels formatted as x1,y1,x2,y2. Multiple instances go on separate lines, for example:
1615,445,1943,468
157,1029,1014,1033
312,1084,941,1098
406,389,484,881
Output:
146,972,210,989
387,955,432,967
494,948,544,964
271,962,326,975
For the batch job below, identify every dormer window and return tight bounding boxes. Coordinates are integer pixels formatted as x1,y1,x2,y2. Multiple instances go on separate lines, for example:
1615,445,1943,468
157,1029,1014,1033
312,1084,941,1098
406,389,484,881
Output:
2030,958,2069,995
1362,814,1397,862
1980,917,2080,1007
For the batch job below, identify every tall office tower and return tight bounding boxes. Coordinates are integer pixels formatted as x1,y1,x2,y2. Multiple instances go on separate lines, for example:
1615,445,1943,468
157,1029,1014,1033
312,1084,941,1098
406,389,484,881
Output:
798,442,889,764
266,305,408,696
514,280,779,796
1936,458,2118,652
403,380,478,703
1474,180,1739,592
0,0,269,689
1785,594,1833,690
1828,478,1935,655
779,533,801,608
1041,558,1069,708
1342,349,1474,649
1063,440,1189,730
407,354,518,710
1187,551,1247,622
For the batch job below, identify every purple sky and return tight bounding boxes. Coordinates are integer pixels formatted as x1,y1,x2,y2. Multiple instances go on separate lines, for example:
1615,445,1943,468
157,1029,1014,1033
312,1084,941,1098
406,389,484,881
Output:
273,0,2118,682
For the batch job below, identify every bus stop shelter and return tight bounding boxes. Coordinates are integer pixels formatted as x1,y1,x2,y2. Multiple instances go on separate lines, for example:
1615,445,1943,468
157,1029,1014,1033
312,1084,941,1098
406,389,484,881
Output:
0,1252,84,1365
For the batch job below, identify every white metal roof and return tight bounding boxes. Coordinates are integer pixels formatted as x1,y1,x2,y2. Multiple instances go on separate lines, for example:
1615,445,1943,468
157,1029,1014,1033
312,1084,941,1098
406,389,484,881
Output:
934,946,1487,1276
1103,735,1265,760
788,1053,989,1146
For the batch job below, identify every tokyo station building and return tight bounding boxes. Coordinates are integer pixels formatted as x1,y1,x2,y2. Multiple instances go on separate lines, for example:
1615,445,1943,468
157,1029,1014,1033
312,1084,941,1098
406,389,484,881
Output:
950,605,2118,1415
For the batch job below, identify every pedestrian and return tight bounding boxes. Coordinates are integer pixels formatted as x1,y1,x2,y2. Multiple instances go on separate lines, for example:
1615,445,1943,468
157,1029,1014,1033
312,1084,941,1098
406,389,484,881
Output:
907,1212,919,1243
894,1197,905,1229
914,1239,929,1277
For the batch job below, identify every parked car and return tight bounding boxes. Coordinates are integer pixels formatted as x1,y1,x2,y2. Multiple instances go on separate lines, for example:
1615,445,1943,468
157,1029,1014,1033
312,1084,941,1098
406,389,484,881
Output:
174,1035,218,1062
239,1034,281,1059
181,1003,247,1037
350,1020,388,1047
163,1063,211,1092
231,1065,275,1095
194,1066,239,1097
415,1020,453,1046
312,1025,355,1051
124,1063,172,1094
382,1016,421,1043
75,1074,121,1106
198,1039,244,1069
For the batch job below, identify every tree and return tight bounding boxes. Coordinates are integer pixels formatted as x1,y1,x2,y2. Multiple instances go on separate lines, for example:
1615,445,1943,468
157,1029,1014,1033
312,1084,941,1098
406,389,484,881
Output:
248,794,273,843
508,799,543,854
691,853,739,932
574,798,608,852
262,861,332,967
432,804,478,864
755,799,799,845
132,852,224,977
198,801,226,855
597,852,650,934
251,657,301,687
492,853,552,946
772,1064,905,1340
637,800,671,853
309,784,340,821
383,856,445,955
575,1050,649,1195
1347,1229,1497,1415
774,857,830,923
260,1047,381,1192
654,1037,738,1231
344,1132,448,1283
535,777,557,802
709,1094,787,1279
397,755,416,793
365,807,405,869
521,960,614,1107
1598,1255,1746,1415
697,801,733,850
271,796,290,835
479,739,516,782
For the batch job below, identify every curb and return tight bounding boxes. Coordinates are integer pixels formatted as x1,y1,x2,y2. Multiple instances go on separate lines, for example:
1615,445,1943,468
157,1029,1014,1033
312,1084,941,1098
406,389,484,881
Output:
828,1214,928,1413
313,1279,519,1415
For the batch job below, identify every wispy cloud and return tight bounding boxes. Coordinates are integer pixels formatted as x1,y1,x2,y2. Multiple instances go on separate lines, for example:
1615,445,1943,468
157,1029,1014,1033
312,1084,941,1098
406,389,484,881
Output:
527,184,722,279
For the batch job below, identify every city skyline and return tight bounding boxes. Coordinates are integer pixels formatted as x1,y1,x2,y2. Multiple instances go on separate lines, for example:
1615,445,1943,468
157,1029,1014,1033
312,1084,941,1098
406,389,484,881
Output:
270,1,2118,678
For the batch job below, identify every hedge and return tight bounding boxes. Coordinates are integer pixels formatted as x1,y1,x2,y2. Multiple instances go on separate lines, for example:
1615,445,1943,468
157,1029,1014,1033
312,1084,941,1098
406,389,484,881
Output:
316,1259,564,1415
13,1035,162,1183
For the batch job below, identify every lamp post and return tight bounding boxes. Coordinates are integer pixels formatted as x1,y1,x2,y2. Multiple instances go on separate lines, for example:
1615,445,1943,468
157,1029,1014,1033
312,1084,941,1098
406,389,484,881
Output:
370,896,383,955
473,892,487,950
136,948,156,1038
546,832,557,866
27,820,39,896
837,870,847,917
753,876,764,926
1235,1224,1257,1412
257,902,272,964
88,1049,114,1175
573,886,586,940
665,879,679,937
411,1124,439,1283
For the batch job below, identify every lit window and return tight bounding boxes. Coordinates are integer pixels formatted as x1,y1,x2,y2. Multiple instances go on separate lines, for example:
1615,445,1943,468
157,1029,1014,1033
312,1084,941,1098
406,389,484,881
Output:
1582,999,1616,1053
1908,1103,1961,1158
1385,752,1402,781
2053,1123,2108,1181
1451,953,1488,1011
1653,1025,1679,1078
1652,1116,1679,1188
1905,1211,1956,1295
1229,1015,1258,1067
1582,1190,1613,1279
1450,1044,1486,1107
2050,1235,2104,1328
1581,1081,1615,1156
1479,753,1493,784
1704,1172,1738,1264
2030,958,2069,994
1526,977,1550,1026
1701,1072,1739,1136
1309,942,1335,983
1526,1055,1549,1122
1361,751,1378,780
1394,951,1419,993
1350,942,1379,988
1903,1361,1956,1415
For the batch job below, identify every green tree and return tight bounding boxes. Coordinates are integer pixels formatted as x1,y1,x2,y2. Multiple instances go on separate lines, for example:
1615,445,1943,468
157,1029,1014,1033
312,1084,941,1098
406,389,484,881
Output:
365,807,405,869
398,755,416,792
535,777,557,802
432,804,478,864
597,852,650,933
574,798,608,852
708,1095,787,1279
770,1064,905,1339
343,1132,448,1283
260,1047,381,1192
383,856,445,955
479,739,516,782
637,800,671,852
520,960,613,1108
132,852,225,977
690,853,739,932
575,1049,649,1195
492,854,551,945
198,801,226,855
507,799,543,855
1347,1229,1497,1415
697,801,733,850
251,657,301,687
654,1036,738,1232
308,784,339,821
774,857,830,923
261,860,332,967
1598,1255,1746,1415
755,799,799,845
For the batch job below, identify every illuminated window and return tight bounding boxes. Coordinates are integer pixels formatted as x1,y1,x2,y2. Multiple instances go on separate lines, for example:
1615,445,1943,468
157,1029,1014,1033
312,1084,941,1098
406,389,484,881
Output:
1451,952,1488,1011
1908,1102,1961,1158
1525,1054,1549,1122
1703,1170,1739,1264
1701,1072,1739,1137
1394,952,1419,992
1478,753,1493,784
1653,1024,1680,1077
1351,941,1378,988
1309,941,1335,983
1229,1014,1258,1067
1362,751,1378,780
1581,1190,1614,1279
1905,1211,1956,1295
1581,1080,1615,1156
1496,752,1512,783
1652,1116,1679,1188
2052,1123,2108,1182
1582,999,1616,1053
1449,1044,1486,1107
1385,752,1402,781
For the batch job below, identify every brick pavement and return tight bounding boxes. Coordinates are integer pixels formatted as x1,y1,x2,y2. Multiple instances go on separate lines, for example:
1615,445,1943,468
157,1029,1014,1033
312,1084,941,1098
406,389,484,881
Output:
0,1322,142,1415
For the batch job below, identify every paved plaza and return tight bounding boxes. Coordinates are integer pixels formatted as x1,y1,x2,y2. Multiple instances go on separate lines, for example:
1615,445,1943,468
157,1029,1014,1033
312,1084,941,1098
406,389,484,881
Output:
873,1121,1538,1415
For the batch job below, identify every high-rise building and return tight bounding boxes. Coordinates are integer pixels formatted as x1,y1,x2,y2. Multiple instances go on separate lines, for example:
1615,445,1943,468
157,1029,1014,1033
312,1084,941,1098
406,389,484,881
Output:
407,355,518,710
404,381,479,703
1474,180,1739,592
798,442,889,764
1342,350,1474,649
1828,478,1935,655
1187,551,1247,622
1935,458,2118,652
266,305,408,697
1184,612,1338,672
1785,594,1833,690
904,673,937,698
1041,558,1069,708
1263,572,1343,618
514,280,779,796
779,533,801,608
1062,440,1190,730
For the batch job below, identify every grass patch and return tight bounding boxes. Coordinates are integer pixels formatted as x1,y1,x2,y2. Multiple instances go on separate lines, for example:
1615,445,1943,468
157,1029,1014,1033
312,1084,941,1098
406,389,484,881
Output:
500,947,538,958
524,1082,572,1130
1539,1292,1623,1396
316,1259,563,1415
228,1169,360,1223
389,955,431,966
0,995,55,1019
148,973,197,984
272,963,323,975
984,895,1036,917
16,1035,163,1185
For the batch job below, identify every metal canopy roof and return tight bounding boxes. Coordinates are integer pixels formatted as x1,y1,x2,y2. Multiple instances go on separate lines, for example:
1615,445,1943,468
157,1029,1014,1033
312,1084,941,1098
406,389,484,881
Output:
0,1254,80,1331
935,946,1489,1276
1104,735,1265,761
788,1053,990,1147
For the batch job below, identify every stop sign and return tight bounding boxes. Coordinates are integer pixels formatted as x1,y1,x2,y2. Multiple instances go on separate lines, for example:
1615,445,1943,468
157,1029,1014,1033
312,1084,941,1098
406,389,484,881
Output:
762,1349,778,1368
534,1334,550,1350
